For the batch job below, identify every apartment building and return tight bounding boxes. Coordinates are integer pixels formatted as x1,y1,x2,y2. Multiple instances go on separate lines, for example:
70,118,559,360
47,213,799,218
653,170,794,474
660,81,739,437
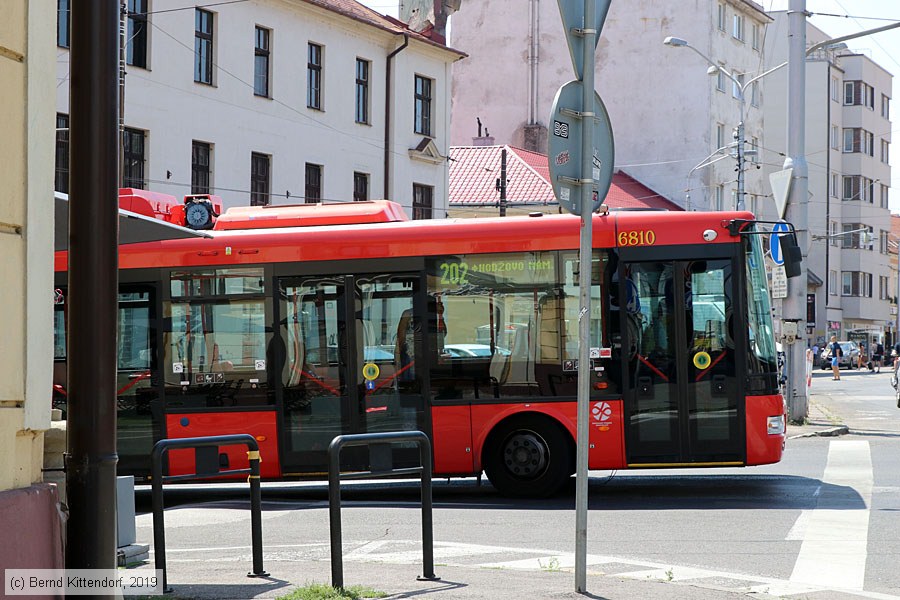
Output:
448,0,772,210
764,13,893,347
54,0,464,217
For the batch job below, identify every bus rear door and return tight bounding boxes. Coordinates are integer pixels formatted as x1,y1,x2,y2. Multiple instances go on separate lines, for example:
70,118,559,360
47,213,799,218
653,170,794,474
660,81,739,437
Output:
619,252,744,466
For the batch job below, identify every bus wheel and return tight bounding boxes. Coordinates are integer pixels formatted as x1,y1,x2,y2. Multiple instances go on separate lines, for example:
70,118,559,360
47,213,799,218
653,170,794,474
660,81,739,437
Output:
483,415,573,498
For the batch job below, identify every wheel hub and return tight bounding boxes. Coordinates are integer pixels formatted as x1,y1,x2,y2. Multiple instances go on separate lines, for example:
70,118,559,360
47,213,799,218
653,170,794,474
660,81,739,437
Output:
502,431,548,478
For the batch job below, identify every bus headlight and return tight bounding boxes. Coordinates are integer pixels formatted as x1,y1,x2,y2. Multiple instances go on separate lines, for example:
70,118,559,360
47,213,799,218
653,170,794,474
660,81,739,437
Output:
767,415,785,435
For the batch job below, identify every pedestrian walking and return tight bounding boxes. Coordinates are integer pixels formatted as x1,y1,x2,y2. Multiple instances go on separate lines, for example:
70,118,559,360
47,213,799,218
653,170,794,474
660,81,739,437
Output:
830,335,842,381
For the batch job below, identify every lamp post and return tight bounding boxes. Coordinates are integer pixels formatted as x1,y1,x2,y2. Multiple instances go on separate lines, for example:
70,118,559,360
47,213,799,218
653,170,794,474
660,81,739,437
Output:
663,36,785,212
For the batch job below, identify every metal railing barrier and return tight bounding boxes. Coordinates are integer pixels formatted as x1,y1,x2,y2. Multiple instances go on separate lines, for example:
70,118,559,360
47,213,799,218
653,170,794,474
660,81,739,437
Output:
327,431,438,589
151,434,268,593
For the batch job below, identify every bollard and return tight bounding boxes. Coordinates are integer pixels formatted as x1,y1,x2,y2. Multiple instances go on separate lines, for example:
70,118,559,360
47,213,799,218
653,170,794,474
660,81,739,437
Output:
327,431,438,589
151,434,268,593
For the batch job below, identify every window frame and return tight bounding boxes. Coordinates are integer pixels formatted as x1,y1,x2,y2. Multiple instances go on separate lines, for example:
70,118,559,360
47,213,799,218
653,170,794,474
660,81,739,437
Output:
717,3,726,31
250,152,270,206
353,172,369,202
126,0,149,69
191,141,212,195
122,127,146,190
355,58,370,124
414,75,433,136
194,8,214,85
732,13,744,41
413,183,433,220
305,163,322,203
254,26,271,98
307,42,323,110
58,0,71,48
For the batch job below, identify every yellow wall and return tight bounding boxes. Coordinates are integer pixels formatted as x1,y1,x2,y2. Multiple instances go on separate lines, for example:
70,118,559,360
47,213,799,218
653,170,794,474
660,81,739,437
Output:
0,0,55,491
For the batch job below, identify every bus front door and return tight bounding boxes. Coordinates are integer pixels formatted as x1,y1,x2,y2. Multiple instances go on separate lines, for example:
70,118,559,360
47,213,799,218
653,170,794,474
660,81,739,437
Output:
620,258,743,466
278,273,427,474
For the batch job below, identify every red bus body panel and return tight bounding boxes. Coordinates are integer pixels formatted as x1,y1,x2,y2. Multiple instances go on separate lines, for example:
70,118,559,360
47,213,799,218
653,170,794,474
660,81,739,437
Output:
431,405,475,474
465,399,625,473
165,411,281,479
745,394,786,465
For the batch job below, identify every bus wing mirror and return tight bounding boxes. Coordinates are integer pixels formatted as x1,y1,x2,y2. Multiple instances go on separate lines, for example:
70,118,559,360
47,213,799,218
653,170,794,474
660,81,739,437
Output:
781,234,802,278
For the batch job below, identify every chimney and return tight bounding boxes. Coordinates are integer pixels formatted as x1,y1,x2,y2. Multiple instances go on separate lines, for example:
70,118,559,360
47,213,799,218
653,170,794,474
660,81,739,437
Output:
472,117,494,146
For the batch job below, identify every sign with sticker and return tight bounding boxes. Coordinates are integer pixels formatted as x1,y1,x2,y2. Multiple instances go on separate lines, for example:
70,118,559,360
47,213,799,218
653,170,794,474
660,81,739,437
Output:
362,363,380,381
173,362,184,374
693,351,712,370
365,380,375,390
591,401,613,432
589,347,600,359
255,359,266,371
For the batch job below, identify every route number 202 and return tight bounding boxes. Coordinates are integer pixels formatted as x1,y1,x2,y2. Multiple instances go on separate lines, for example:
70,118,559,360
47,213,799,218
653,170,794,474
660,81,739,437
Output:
617,230,656,247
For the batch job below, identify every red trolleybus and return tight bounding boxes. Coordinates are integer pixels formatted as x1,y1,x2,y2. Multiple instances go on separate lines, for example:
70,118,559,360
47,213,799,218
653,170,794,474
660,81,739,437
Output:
53,192,786,497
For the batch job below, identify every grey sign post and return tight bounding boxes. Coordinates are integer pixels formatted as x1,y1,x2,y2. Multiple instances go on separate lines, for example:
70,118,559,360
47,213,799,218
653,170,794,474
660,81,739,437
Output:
550,0,614,593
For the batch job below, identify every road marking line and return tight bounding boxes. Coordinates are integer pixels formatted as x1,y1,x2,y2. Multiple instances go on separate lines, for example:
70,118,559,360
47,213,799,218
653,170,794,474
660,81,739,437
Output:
790,440,872,590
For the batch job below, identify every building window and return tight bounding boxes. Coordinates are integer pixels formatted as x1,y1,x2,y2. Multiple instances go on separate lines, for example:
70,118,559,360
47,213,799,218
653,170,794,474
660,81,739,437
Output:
881,231,890,255
732,72,744,99
831,77,840,102
829,221,839,247
829,270,837,296
356,58,370,124
307,43,322,110
750,81,760,107
191,141,211,194
881,275,891,300
831,173,839,198
305,163,322,202
122,127,146,189
882,94,891,119
55,113,69,193
843,127,874,155
843,175,874,202
250,152,270,206
58,0,70,48
841,223,871,249
831,125,839,150
413,184,433,219
126,0,148,69
882,139,890,164
715,122,725,150
254,27,270,98
842,271,873,297
750,136,759,163
717,3,726,31
415,75,433,136
751,23,760,50
195,9,214,85
353,172,368,202
715,68,726,92
881,184,890,209
714,184,724,211
844,80,875,108
732,13,744,41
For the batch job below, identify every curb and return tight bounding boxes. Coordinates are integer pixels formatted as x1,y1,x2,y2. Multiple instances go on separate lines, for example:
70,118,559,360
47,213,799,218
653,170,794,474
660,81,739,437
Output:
788,425,850,439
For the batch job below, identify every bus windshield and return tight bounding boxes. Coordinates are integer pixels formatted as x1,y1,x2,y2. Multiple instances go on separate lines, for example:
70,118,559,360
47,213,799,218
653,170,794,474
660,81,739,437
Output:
744,230,778,379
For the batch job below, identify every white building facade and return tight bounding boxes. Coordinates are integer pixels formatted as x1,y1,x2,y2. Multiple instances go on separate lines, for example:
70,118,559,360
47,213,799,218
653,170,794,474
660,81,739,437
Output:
54,0,463,218
763,13,893,347
448,0,772,211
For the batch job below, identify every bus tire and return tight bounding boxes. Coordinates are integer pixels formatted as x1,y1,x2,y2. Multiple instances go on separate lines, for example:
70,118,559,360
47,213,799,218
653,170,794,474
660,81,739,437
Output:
483,414,573,498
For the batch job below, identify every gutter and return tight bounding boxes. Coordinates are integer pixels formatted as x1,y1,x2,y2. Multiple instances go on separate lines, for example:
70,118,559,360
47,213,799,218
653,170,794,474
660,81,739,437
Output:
384,34,409,200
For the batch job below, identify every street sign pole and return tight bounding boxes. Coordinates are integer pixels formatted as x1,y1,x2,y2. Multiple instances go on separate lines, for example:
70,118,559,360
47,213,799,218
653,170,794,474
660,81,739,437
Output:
575,0,595,592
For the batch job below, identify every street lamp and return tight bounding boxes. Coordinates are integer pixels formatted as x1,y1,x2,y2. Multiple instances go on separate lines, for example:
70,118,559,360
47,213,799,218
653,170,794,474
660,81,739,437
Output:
663,36,785,212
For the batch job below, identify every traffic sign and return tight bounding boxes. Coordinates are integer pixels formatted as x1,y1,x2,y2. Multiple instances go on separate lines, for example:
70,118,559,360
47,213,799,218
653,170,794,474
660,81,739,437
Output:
557,0,612,80
547,80,615,216
770,221,790,266
771,265,788,299
769,168,793,219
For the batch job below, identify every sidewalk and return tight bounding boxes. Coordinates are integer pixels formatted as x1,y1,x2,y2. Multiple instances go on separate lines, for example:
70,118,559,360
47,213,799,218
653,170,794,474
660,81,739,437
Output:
785,392,849,439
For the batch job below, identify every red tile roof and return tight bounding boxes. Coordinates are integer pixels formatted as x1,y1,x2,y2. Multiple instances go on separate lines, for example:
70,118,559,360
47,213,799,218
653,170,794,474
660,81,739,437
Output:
449,145,682,211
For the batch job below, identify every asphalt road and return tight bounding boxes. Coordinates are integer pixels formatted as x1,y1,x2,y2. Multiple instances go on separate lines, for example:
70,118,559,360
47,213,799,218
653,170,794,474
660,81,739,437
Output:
131,371,900,598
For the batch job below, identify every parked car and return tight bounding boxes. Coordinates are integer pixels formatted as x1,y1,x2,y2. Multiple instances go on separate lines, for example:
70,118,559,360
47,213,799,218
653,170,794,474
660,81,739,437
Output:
820,341,860,370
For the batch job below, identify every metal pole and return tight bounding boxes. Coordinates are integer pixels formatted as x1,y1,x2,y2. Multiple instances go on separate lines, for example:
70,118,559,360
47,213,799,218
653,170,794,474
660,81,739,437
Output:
328,442,344,589
419,436,436,580
499,147,508,217
783,0,809,422
150,446,170,593
248,451,268,577
66,0,120,572
575,0,595,592
736,98,745,211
